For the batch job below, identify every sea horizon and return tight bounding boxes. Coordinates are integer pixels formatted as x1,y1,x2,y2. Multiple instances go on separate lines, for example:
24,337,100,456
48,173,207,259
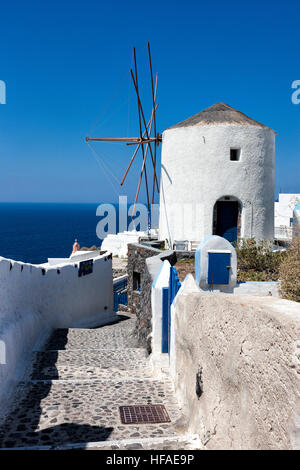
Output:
0,202,149,265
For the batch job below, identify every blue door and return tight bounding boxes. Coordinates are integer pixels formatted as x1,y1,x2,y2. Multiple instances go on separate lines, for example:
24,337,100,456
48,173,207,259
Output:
216,201,239,243
208,252,231,284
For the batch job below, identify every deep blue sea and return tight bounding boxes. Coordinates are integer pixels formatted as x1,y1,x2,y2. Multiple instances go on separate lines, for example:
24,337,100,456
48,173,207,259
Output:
0,203,108,264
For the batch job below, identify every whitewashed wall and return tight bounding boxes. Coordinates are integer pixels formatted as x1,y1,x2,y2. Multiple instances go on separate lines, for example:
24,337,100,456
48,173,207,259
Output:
274,194,300,240
101,231,148,258
275,194,300,228
159,124,275,246
0,253,115,414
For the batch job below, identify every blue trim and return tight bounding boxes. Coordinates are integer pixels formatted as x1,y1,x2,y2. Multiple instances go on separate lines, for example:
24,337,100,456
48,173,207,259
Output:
195,235,214,283
162,287,169,353
161,265,181,354
294,201,300,210
152,262,165,289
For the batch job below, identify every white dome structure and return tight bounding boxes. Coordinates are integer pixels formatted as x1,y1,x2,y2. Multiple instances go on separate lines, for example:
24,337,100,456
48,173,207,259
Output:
158,102,276,247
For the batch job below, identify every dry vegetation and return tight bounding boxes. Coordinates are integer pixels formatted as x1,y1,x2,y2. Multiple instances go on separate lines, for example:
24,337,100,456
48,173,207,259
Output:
174,258,195,282
236,239,287,282
279,236,300,302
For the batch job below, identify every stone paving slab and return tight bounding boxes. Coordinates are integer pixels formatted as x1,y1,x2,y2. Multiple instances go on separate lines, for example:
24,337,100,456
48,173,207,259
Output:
0,379,183,448
0,312,201,450
30,349,151,380
44,316,139,351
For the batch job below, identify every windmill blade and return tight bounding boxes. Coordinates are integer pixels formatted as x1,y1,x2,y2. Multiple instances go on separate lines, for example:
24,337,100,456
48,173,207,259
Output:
130,69,159,193
151,72,159,205
148,45,158,209
121,103,158,186
133,47,147,192
129,119,154,218
131,70,159,193
143,159,151,217
131,148,149,220
133,48,146,162
148,43,157,140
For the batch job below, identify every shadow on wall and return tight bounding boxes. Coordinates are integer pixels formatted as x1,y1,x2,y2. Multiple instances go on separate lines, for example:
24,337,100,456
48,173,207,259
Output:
0,329,113,449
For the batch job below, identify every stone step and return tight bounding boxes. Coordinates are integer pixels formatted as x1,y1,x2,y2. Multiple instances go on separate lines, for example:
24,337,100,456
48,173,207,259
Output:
30,349,151,380
1,434,201,450
43,318,139,351
0,379,184,449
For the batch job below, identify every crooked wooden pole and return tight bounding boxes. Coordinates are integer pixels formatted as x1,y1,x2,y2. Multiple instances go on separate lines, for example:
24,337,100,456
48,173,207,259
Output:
148,43,159,211
131,141,149,223
148,43,157,144
121,103,158,185
133,48,151,217
130,69,159,193
86,137,146,142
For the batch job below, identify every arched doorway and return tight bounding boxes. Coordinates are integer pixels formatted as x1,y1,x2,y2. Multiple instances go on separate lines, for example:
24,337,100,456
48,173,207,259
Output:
213,197,241,243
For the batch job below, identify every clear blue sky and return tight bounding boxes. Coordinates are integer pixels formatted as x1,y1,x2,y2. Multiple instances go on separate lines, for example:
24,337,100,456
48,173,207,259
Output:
0,0,299,203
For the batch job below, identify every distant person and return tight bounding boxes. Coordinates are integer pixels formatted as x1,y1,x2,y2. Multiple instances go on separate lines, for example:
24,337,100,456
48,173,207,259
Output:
72,239,80,254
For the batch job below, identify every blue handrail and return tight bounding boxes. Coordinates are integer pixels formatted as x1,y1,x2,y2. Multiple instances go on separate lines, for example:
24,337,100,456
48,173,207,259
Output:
162,266,181,354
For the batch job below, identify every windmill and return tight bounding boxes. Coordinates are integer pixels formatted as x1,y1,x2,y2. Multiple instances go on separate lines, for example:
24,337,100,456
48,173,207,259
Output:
86,43,161,228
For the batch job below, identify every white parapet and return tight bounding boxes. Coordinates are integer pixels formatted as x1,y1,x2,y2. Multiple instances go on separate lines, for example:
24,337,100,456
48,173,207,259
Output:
47,250,101,266
151,260,171,359
101,230,148,258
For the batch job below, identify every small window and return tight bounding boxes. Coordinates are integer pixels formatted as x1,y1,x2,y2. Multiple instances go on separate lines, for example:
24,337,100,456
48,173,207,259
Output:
133,271,141,291
230,148,241,161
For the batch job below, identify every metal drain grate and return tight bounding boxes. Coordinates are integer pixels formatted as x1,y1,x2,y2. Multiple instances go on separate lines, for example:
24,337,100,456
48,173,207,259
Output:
119,405,171,425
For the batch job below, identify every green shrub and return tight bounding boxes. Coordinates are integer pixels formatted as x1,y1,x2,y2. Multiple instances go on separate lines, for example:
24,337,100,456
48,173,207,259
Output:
236,238,287,282
279,236,300,302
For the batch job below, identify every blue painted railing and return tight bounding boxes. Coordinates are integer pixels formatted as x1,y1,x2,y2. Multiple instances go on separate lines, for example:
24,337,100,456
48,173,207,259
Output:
113,277,128,293
162,266,181,354
114,291,128,312
113,276,128,312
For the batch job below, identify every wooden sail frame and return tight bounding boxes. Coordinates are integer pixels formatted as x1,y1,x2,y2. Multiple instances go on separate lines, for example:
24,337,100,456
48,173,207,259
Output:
86,42,161,225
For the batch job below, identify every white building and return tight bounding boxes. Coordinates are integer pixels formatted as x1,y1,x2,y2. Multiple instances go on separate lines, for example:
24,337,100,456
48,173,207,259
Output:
274,193,300,240
158,102,276,248
101,230,158,258
293,201,300,239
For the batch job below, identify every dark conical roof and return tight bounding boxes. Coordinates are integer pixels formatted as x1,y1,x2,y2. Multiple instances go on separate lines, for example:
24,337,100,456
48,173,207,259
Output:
167,102,276,132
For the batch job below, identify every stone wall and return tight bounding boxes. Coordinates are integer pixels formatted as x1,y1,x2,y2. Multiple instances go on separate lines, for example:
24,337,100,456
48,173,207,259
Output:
169,277,300,449
127,243,176,353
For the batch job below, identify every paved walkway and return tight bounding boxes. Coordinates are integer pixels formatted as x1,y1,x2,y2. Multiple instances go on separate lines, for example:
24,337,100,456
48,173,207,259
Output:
0,314,200,450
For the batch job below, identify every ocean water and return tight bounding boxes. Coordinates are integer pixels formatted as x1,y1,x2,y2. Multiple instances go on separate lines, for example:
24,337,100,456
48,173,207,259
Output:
0,203,105,264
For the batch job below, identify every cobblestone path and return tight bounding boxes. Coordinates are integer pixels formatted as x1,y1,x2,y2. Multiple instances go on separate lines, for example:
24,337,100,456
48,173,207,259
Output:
0,314,200,450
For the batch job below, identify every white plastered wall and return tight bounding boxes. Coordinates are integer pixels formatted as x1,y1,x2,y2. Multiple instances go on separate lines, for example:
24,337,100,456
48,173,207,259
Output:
159,124,275,246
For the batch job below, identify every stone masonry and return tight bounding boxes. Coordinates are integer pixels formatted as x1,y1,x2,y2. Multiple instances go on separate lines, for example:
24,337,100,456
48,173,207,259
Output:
127,244,176,353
